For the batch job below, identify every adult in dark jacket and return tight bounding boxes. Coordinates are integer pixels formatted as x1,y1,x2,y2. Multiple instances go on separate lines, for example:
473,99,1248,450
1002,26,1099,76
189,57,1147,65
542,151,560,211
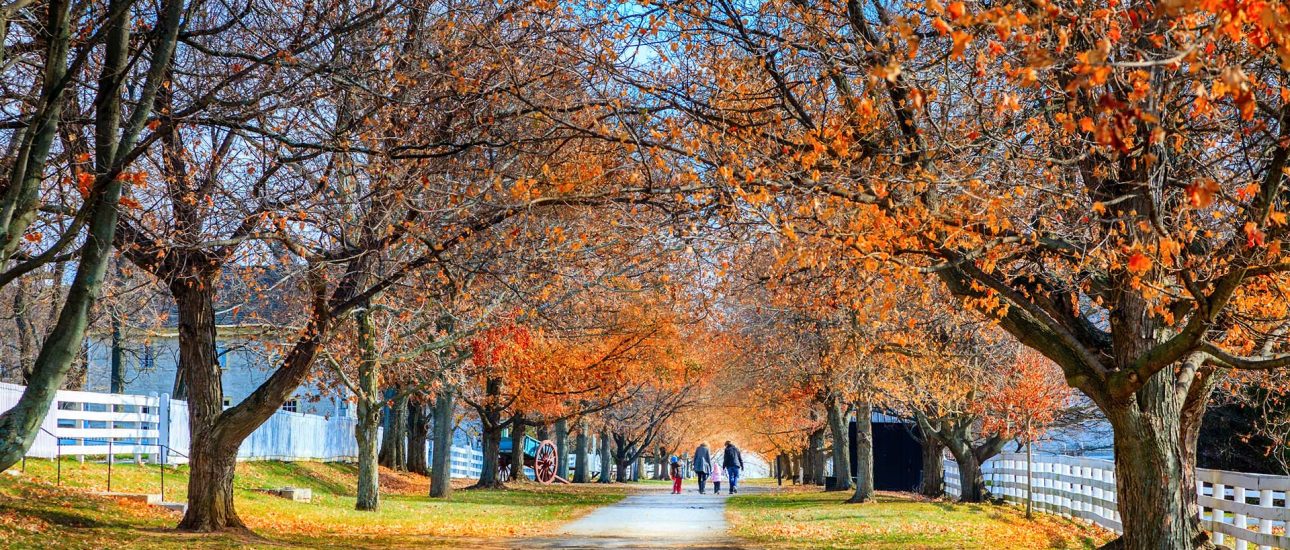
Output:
722,441,744,494
693,443,712,494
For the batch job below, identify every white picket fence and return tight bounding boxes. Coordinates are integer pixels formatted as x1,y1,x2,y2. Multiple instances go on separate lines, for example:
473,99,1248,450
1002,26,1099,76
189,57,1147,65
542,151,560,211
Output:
0,382,485,478
946,452,1290,549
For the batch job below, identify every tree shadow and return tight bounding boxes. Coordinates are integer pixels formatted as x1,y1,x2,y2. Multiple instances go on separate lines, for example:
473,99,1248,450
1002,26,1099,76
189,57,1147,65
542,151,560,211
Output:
243,460,352,496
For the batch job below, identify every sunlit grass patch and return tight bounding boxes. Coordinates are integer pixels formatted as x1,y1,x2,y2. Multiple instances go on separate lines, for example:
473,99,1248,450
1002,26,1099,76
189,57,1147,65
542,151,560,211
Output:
727,489,1112,549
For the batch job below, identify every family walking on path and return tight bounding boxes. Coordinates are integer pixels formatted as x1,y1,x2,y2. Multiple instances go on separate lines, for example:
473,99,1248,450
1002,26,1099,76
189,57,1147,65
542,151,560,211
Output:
530,441,747,548
688,441,744,495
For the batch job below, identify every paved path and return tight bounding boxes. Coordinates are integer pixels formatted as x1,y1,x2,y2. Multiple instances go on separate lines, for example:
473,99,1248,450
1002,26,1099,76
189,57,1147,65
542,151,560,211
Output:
517,485,749,549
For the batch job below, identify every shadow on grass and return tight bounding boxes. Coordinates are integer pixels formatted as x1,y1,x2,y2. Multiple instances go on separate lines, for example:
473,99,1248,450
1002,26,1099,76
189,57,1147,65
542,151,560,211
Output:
0,484,136,530
932,500,959,512
241,460,353,496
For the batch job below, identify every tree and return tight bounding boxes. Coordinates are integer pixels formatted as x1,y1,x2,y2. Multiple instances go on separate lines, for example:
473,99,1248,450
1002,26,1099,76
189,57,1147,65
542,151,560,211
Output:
460,320,537,488
981,350,1075,518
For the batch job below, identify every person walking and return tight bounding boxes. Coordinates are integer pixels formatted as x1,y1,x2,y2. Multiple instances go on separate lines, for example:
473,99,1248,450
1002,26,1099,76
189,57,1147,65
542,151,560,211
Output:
710,458,724,493
722,440,744,494
669,456,683,494
693,442,712,494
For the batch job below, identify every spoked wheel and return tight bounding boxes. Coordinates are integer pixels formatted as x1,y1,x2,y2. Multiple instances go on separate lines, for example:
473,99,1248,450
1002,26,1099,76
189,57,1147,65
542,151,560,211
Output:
534,439,558,484
498,463,511,483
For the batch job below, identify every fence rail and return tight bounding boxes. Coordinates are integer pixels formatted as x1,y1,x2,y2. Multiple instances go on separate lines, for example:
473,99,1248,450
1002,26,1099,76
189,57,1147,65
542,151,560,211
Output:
945,452,1290,549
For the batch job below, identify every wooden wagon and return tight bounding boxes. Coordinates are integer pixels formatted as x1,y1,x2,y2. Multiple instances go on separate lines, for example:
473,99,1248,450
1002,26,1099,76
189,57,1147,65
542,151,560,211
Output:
498,435,568,484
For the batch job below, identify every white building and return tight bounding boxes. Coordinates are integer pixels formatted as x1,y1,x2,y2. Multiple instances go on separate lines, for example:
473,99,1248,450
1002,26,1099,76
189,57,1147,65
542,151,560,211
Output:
82,326,352,418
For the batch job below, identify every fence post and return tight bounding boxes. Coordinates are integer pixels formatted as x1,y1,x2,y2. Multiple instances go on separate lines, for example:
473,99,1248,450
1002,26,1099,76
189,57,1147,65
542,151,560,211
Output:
1257,488,1273,550
107,439,113,493
1212,482,1226,547
1060,462,1073,518
1089,466,1101,520
1234,485,1248,550
157,393,170,466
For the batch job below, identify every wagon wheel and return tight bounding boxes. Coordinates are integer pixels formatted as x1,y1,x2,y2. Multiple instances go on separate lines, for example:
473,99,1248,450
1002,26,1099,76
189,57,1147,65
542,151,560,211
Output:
498,463,511,483
534,439,558,484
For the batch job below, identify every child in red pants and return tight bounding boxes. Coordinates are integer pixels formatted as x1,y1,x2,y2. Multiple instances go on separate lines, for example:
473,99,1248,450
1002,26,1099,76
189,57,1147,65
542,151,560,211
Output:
670,456,683,494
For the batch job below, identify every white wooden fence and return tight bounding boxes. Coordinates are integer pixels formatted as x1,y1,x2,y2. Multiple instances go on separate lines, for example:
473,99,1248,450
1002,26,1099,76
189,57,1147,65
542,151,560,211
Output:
0,382,486,478
946,452,1290,549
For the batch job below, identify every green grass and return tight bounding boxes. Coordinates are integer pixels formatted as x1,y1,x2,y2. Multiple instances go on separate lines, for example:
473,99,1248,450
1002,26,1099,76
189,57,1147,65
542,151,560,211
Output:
0,458,627,549
727,489,1113,549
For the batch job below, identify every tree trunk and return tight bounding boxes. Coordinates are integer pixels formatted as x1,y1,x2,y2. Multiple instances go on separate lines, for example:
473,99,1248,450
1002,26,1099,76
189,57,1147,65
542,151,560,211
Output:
379,391,409,470
173,281,240,530
613,434,632,483
470,378,506,489
848,402,874,503
1025,440,1033,519
916,412,1005,505
1097,381,1215,550
179,434,243,531
554,418,569,480
598,428,612,484
407,402,430,475
354,401,380,511
109,307,125,393
654,445,666,480
473,414,505,488
429,386,454,498
509,414,527,482
809,428,825,485
826,398,852,491
615,458,630,482
353,305,381,511
14,279,36,385
947,442,987,503
919,430,946,498
573,421,589,483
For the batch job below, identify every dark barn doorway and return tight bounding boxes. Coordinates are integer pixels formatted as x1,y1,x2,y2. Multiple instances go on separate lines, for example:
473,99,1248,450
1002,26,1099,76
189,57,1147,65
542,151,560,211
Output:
849,415,923,491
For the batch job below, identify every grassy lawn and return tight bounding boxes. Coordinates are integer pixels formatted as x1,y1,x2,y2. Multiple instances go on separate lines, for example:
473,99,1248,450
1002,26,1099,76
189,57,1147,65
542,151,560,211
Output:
0,458,626,549
727,489,1113,549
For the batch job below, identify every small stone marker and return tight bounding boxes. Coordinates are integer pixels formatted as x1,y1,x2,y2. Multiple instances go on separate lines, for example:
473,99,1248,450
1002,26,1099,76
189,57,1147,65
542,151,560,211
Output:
258,487,312,502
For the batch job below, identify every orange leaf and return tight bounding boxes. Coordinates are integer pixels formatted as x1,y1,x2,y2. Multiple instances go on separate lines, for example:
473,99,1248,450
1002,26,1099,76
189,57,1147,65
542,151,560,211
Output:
950,30,972,59
1185,179,1219,208
76,172,94,197
947,1,966,20
1244,222,1266,248
932,18,951,35
1126,252,1151,274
